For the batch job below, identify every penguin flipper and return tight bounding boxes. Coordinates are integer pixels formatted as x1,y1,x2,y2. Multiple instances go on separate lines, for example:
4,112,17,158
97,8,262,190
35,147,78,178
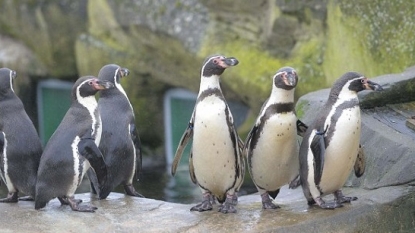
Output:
189,149,197,184
296,119,308,137
310,132,325,185
354,144,366,177
130,123,143,181
78,137,107,189
171,121,194,176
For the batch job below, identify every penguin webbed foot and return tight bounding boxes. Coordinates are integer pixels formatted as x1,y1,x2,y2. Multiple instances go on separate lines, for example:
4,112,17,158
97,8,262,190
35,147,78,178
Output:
261,192,280,209
218,194,237,214
314,197,343,209
190,200,213,212
190,193,213,212
124,184,144,198
67,196,97,213
334,190,358,204
58,196,83,205
0,192,18,203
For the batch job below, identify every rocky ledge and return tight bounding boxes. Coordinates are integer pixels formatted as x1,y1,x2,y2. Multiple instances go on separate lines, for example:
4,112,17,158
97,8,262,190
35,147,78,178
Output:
1,185,414,233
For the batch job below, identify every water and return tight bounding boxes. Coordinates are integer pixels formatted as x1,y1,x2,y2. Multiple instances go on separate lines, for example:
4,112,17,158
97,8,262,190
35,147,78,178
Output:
0,167,257,204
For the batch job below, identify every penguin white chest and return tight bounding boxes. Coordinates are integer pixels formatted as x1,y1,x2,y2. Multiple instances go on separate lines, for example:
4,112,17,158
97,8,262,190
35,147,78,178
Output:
192,96,237,194
320,106,361,193
250,113,299,190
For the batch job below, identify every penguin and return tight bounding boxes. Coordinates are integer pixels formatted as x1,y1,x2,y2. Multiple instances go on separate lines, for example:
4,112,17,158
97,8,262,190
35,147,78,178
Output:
299,72,383,209
94,64,144,199
35,76,113,212
0,68,43,202
171,55,245,214
244,67,301,209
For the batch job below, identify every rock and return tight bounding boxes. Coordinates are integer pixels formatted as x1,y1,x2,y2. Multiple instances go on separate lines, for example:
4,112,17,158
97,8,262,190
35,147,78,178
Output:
1,186,414,232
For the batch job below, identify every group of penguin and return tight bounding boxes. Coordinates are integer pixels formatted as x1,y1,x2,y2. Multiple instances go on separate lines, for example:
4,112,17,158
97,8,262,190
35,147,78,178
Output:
172,54,383,214
0,54,384,215
0,64,143,212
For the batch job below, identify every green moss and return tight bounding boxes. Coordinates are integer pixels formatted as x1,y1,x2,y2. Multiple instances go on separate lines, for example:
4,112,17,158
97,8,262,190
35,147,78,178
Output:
324,0,415,81
323,2,378,83
295,99,309,119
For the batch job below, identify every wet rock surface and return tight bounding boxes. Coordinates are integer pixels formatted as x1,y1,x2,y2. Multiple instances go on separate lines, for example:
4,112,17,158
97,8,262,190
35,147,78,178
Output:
1,186,414,232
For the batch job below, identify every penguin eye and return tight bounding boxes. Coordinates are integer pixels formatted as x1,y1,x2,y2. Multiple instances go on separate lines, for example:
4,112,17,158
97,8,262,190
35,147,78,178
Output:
360,79,365,83
88,81,93,85
213,59,218,64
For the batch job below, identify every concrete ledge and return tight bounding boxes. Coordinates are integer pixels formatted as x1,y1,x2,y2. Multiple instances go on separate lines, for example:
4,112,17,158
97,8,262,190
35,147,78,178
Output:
1,186,414,232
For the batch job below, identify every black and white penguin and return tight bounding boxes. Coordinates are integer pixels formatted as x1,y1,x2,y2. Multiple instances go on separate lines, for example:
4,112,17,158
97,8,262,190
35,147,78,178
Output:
245,67,300,209
299,72,383,209
35,76,113,212
0,68,43,202
94,64,144,199
171,55,245,214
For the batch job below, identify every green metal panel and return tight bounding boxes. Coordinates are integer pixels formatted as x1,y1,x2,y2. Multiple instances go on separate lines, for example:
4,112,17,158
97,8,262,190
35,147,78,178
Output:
37,80,73,146
170,97,195,168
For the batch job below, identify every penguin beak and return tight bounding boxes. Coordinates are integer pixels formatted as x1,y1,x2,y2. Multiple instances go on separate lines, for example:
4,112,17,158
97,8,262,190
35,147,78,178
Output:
93,80,114,90
364,79,383,91
283,72,297,87
120,68,130,77
221,57,239,67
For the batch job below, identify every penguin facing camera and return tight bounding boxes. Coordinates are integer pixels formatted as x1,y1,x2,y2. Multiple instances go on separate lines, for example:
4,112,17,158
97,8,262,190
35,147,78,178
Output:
0,68,43,203
35,76,113,212
298,72,383,209
245,67,303,209
92,64,144,199
171,55,245,214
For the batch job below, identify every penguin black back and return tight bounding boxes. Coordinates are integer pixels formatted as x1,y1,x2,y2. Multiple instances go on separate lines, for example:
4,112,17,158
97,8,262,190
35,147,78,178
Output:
0,68,42,202
35,76,112,212
95,64,143,199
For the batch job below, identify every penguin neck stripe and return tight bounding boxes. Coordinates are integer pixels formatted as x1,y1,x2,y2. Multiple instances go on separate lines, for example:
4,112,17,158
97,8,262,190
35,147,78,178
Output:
249,103,294,151
112,69,134,113
9,70,14,93
76,80,99,137
196,88,224,104
324,99,359,146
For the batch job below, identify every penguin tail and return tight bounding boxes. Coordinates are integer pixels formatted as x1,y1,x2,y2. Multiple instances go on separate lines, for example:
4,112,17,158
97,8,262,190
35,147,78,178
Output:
268,189,280,200
98,185,113,199
34,198,48,210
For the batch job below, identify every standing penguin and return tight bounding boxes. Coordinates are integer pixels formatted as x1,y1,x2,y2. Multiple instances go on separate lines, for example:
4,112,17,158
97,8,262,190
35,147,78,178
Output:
0,68,43,202
171,55,244,214
245,67,300,209
35,76,113,212
95,64,144,199
299,72,382,209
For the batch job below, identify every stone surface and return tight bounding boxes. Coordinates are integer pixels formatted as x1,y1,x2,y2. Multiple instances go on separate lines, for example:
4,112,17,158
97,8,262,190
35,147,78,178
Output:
1,186,414,233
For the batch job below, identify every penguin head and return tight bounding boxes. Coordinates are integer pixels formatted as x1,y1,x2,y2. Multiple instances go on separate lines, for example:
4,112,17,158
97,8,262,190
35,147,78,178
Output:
72,76,114,101
331,72,383,96
98,64,130,85
0,68,17,95
201,55,239,78
273,67,298,90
